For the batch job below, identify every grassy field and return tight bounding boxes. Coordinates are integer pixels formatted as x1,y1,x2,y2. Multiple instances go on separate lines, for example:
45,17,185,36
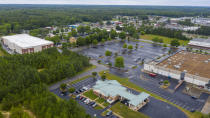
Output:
101,110,109,116
102,102,110,107
94,105,104,110
0,50,5,56
82,22,90,25
83,90,98,100
110,102,149,118
140,34,189,46
96,97,106,104
99,70,203,118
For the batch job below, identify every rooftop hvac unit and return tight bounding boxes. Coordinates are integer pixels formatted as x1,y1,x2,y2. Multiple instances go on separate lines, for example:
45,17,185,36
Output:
180,71,186,80
174,65,180,69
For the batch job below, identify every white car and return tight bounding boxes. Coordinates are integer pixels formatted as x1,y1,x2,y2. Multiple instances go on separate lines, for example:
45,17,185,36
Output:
84,99,90,104
82,86,89,91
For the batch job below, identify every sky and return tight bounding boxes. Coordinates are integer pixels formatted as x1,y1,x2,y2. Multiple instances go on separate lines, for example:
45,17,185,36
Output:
0,0,210,6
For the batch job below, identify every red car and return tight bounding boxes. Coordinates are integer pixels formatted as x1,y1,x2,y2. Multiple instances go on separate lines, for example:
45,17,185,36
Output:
149,73,157,77
80,96,84,100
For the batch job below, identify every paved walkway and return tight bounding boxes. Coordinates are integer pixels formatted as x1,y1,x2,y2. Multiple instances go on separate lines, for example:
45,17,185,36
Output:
201,96,210,114
49,60,108,91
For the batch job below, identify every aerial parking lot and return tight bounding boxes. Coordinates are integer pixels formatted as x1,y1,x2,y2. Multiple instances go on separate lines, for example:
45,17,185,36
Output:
79,40,172,69
51,76,188,118
77,40,209,117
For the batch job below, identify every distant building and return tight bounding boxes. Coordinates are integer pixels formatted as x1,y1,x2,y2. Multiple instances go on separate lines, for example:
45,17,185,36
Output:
1,34,54,54
183,26,199,31
192,18,210,26
68,25,78,29
69,37,77,43
188,38,210,50
93,80,150,111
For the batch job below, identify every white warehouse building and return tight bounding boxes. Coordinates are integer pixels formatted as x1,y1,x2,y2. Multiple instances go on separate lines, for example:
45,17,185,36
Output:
143,51,210,88
1,34,54,54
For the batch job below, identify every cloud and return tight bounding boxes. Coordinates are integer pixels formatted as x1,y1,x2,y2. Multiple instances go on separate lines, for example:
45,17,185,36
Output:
0,0,210,6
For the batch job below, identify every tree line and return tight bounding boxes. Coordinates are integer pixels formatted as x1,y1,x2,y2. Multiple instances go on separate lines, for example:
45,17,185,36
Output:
1,5,210,36
144,27,190,40
0,48,91,118
188,26,210,36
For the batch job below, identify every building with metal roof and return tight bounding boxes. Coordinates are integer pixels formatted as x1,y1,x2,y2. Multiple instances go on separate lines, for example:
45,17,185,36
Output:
1,34,54,54
188,38,210,50
93,80,150,111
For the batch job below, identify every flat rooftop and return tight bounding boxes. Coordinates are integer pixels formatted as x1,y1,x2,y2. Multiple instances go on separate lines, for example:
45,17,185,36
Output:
188,38,210,48
2,34,53,48
158,51,210,79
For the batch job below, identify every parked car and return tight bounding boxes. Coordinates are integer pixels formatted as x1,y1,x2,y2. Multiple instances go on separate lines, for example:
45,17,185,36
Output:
84,99,90,104
76,95,80,99
82,98,87,102
75,90,80,94
106,111,112,116
198,85,204,89
191,96,197,99
79,96,84,100
149,73,157,77
82,86,89,91
190,109,196,113
79,89,84,93
91,102,96,106
92,103,97,108
88,101,94,106
159,79,164,85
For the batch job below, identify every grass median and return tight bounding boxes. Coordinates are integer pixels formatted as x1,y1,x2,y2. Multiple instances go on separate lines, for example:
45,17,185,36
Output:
110,102,149,118
83,89,98,100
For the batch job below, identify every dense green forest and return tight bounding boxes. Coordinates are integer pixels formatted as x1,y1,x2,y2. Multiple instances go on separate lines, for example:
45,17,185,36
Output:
0,48,91,118
0,5,210,35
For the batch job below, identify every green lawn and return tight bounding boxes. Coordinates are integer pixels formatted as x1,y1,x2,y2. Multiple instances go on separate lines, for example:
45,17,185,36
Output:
94,105,104,110
83,90,98,100
96,97,106,104
0,50,5,56
101,110,109,116
82,22,90,25
140,34,189,46
102,102,110,107
110,102,149,118
112,18,118,21
69,75,93,85
99,70,202,118
0,46,8,56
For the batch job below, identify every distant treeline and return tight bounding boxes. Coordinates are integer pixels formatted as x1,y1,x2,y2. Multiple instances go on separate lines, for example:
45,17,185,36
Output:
0,5,210,35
